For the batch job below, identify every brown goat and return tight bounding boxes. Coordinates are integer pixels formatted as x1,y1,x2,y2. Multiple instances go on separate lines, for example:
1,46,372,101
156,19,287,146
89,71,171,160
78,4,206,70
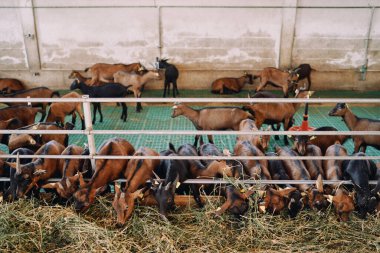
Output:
329,103,380,153
0,78,25,94
234,140,271,180
113,147,160,226
254,67,299,97
0,87,60,122
275,145,311,192
8,122,74,152
68,71,105,86
0,106,43,126
237,119,271,152
310,127,348,155
0,118,23,145
243,90,313,145
301,144,324,180
322,143,356,222
213,185,255,217
42,145,89,199
113,70,161,112
85,62,146,85
171,103,254,147
325,188,355,222
6,140,65,198
46,91,85,130
261,187,299,215
73,137,135,212
323,142,347,189
211,73,253,94
307,175,328,211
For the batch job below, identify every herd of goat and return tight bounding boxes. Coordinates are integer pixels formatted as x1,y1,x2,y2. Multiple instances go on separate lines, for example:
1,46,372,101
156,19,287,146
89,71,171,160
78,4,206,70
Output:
0,59,379,226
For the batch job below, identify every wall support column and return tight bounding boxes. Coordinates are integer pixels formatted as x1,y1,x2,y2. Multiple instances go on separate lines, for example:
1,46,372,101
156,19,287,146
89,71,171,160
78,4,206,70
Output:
18,0,41,72
278,0,298,69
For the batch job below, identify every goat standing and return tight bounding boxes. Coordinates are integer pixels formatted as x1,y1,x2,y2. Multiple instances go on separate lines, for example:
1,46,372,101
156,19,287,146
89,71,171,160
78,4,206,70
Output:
156,57,179,98
70,79,131,124
329,103,380,153
171,103,254,147
113,70,161,112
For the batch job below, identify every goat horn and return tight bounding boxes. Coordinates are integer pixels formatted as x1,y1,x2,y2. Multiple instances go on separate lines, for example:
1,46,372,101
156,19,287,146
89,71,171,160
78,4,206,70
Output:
114,182,121,195
152,171,161,180
66,178,71,188
78,172,86,188
33,169,46,176
158,182,163,191
165,182,172,191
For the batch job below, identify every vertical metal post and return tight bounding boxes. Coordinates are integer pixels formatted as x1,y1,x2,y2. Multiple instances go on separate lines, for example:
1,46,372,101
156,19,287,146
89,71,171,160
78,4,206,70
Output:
157,5,162,57
82,95,96,169
360,6,375,81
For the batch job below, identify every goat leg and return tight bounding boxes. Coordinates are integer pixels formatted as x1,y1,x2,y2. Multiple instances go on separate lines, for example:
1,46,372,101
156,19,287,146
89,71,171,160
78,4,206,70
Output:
39,105,47,122
191,184,204,208
174,81,180,96
98,103,103,123
207,135,214,144
71,112,77,125
92,103,97,124
194,135,200,147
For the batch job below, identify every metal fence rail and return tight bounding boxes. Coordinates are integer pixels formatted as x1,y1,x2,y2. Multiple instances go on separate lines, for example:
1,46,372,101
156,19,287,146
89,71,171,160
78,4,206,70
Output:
0,95,379,184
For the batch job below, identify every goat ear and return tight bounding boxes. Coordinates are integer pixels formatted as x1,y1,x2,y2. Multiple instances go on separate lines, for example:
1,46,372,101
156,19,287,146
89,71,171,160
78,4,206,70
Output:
257,190,266,198
131,188,144,199
324,195,334,203
316,175,324,193
114,182,121,200
78,172,87,188
277,187,297,197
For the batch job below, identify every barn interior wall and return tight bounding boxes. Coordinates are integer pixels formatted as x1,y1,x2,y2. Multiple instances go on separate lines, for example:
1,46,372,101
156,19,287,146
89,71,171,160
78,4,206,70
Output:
0,0,379,91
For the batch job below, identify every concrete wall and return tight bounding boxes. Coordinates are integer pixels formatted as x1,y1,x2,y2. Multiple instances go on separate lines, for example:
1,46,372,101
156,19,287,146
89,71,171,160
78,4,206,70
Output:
0,0,379,90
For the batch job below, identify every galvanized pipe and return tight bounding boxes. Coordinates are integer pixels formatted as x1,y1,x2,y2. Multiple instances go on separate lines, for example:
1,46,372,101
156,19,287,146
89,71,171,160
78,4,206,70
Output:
0,154,378,161
0,97,379,103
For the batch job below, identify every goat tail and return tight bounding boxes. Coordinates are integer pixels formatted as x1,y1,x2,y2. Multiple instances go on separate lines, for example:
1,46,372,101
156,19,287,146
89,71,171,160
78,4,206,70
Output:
84,67,90,72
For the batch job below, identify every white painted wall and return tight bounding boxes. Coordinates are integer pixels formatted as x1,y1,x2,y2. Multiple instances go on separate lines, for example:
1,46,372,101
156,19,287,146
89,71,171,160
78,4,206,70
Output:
0,0,379,90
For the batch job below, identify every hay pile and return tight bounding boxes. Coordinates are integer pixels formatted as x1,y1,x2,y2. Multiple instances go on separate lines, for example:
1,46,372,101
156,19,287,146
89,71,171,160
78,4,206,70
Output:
0,197,379,252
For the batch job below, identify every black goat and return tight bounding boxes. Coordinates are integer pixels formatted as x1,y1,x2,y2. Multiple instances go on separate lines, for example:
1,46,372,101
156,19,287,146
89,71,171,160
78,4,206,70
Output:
156,57,179,97
342,153,379,219
293,64,314,90
2,148,34,201
153,147,203,219
70,79,132,124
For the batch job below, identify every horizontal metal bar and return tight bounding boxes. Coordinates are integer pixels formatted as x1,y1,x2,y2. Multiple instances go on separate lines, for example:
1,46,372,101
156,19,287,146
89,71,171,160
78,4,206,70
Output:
0,177,377,185
0,129,379,136
0,154,379,161
1,5,378,9
0,97,379,103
